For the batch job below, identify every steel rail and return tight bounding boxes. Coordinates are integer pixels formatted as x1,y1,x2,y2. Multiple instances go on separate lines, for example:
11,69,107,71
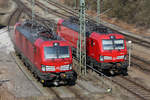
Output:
113,76,150,100
88,62,150,100
35,0,69,19
8,8,18,31
131,55,150,73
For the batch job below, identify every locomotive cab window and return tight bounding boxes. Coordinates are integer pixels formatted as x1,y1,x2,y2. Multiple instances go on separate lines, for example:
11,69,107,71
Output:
58,46,70,58
102,39,125,50
44,47,57,59
102,40,113,50
44,46,70,59
114,39,125,50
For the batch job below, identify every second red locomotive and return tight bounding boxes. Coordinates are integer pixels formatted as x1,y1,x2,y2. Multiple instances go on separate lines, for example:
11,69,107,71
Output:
57,17,128,75
14,20,77,86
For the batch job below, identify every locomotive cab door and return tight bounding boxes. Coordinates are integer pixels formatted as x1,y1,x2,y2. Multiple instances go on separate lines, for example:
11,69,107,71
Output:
89,38,96,58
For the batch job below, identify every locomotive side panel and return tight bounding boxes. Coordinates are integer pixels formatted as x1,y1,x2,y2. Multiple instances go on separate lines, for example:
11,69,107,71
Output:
57,20,78,48
87,37,100,62
33,45,42,71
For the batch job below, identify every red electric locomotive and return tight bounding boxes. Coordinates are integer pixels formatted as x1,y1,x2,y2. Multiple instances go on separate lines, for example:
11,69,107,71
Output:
57,17,128,75
14,20,77,86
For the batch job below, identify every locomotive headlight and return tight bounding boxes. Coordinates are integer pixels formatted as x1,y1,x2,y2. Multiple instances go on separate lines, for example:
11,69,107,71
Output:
69,64,72,70
104,56,112,60
41,65,55,71
124,55,127,60
100,56,104,61
117,55,124,59
46,66,55,71
60,64,72,71
41,65,46,71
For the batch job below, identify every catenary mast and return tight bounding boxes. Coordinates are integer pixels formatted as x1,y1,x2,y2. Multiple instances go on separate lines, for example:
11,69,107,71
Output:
77,0,86,75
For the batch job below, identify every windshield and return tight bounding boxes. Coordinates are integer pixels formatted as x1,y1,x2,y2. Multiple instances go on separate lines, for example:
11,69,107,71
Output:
44,46,70,59
58,46,70,58
114,40,124,49
102,40,113,50
102,39,125,50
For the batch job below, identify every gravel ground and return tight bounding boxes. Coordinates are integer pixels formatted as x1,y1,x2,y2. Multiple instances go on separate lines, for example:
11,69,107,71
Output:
0,28,42,98
0,0,17,25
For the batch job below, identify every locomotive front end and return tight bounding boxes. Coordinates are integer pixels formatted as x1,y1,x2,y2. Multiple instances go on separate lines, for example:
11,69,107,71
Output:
99,34,128,75
39,41,77,86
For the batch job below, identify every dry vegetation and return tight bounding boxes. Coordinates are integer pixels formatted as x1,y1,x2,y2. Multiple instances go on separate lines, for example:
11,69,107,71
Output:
63,0,150,29
0,0,9,8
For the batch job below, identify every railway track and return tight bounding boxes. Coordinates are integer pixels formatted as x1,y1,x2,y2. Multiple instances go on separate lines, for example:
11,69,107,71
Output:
87,65,150,100
10,51,107,100
75,58,150,100
112,76,150,100
35,0,69,19
11,0,150,100
131,55,150,74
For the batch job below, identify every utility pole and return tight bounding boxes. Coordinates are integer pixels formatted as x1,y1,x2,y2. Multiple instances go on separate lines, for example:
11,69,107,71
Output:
77,0,86,75
97,0,100,24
